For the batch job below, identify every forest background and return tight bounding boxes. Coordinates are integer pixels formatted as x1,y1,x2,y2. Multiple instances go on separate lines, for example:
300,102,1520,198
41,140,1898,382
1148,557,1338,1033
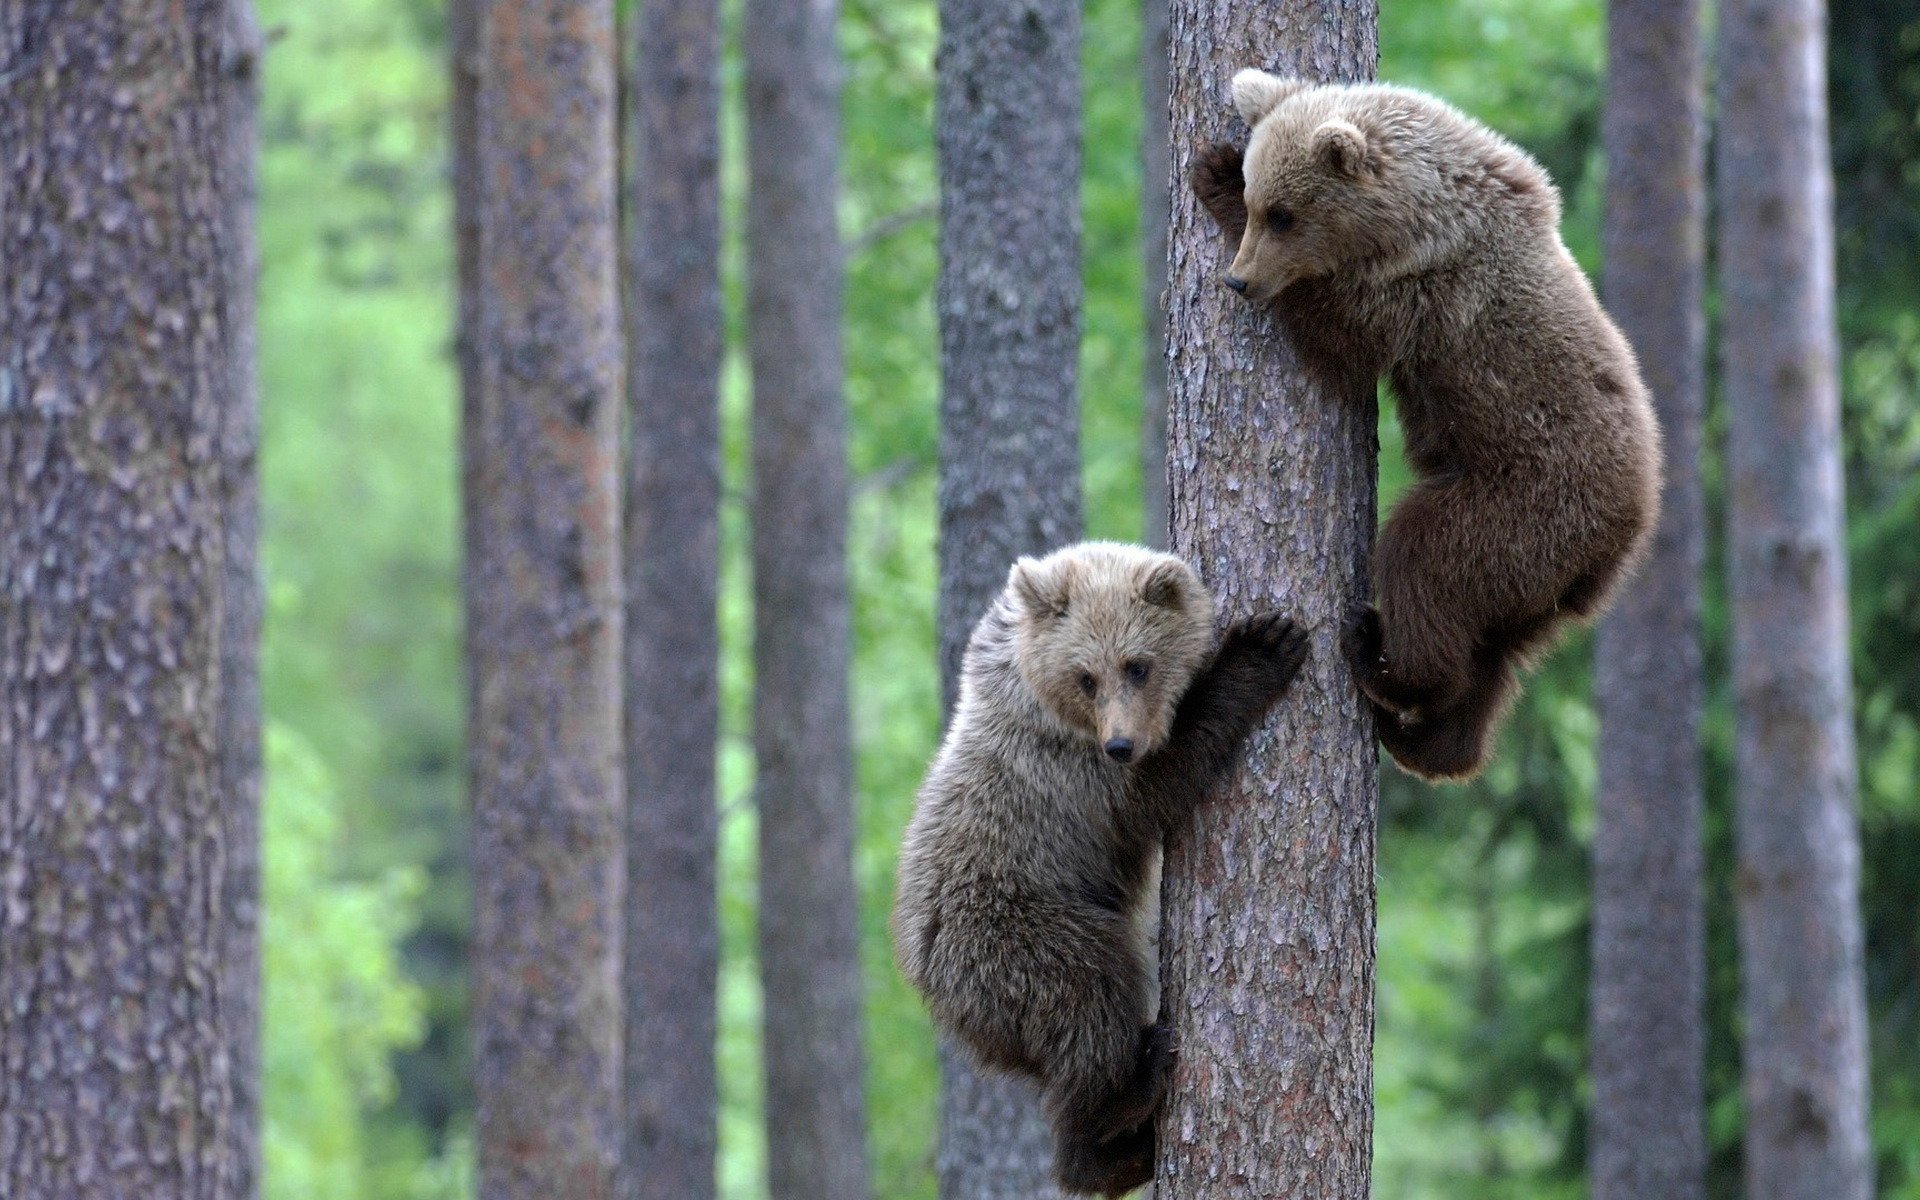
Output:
250,0,1920,1196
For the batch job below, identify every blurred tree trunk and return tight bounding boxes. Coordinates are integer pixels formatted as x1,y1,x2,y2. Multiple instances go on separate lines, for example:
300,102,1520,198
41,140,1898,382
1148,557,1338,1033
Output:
0,2,237,1194
1140,0,1171,548
621,0,722,1196
1718,2,1873,1198
458,1,625,1197
1156,3,1378,1197
934,0,1084,1191
744,1,871,1196
218,4,265,1196
1589,2,1708,1198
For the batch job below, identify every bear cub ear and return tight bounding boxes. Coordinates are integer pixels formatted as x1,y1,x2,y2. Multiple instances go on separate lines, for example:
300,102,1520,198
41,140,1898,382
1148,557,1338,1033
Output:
1138,559,1192,612
1313,117,1372,177
1231,68,1309,127
1011,557,1073,620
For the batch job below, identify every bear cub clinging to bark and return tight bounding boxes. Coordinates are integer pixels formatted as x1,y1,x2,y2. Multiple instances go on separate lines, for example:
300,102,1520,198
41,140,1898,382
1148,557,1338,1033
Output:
892,542,1308,1197
1193,70,1661,782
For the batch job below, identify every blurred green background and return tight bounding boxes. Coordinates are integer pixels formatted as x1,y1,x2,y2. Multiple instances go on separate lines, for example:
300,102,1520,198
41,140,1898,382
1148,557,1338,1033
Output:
252,0,1920,1196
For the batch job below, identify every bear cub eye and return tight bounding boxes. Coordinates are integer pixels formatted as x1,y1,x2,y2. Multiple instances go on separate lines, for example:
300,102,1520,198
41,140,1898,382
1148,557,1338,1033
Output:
1124,661,1150,685
1079,672,1097,697
1266,207,1296,234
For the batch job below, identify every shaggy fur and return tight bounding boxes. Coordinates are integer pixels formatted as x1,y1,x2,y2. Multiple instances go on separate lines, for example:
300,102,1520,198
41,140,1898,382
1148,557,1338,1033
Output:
892,542,1309,1196
1192,71,1661,782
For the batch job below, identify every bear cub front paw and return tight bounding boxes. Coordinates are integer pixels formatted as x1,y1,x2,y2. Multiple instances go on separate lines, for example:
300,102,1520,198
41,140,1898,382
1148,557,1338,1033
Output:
1219,610,1311,699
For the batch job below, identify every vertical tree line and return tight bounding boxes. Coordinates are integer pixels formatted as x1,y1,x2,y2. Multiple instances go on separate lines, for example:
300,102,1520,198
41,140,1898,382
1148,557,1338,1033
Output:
1589,0,1708,1196
1718,0,1873,1197
933,0,1086,1191
621,0,724,1195
744,0,872,1194
1157,1,1379,1197
1,2,241,1195
457,2,626,1198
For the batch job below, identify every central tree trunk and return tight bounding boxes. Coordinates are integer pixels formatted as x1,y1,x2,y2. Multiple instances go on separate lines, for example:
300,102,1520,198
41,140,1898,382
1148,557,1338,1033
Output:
1156,3,1379,1196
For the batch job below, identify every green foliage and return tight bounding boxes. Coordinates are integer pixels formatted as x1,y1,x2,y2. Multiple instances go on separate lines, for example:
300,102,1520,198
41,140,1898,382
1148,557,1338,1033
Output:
251,0,1920,1196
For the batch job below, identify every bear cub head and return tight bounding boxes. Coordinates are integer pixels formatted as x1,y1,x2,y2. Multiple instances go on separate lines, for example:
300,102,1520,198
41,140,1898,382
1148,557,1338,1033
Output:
1006,542,1217,764
1216,68,1553,304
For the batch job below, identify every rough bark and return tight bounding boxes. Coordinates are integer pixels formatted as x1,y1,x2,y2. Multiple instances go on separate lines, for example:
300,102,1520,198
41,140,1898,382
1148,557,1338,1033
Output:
1140,0,1171,548
459,1,626,1197
1156,3,1378,1197
1717,2,1873,1197
620,0,722,1195
1589,2,1709,1198
0,1,237,1194
218,3,265,1195
933,0,1084,1190
743,1,870,1196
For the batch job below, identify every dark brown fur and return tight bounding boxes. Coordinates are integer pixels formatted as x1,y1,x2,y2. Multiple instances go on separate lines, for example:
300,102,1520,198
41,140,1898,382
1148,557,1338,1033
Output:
892,544,1309,1195
1192,75,1661,781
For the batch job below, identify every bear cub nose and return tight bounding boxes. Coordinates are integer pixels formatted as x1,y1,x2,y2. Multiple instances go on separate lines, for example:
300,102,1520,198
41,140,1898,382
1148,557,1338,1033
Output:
1224,275,1248,293
1104,738,1134,763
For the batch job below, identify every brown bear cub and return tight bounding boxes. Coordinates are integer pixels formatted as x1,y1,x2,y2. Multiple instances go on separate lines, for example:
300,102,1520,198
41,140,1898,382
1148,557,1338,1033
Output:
892,542,1308,1196
1191,70,1661,782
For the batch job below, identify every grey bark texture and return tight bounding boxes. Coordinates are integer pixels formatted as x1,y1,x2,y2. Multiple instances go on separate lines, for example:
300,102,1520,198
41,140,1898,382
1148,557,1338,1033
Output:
1140,0,1171,548
743,0,871,1196
621,0,722,1194
0,1,238,1194
458,1,626,1197
1717,1,1873,1197
1156,3,1378,1197
219,3,265,1195
933,0,1084,1190
1589,1,1708,1197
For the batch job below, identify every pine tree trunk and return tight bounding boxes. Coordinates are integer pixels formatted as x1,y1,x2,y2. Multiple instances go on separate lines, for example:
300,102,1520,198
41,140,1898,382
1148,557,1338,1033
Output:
743,1,871,1196
459,1,626,1196
1718,1,1873,1197
1140,0,1172,549
1589,2,1708,1197
1,2,237,1194
933,0,1084,1190
1156,3,1378,1196
621,0,723,1195
218,4,265,1195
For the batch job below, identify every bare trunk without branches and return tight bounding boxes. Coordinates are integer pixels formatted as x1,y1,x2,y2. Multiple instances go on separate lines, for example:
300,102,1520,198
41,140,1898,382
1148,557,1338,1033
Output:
458,1,626,1196
1589,3,1709,1198
1,2,237,1193
1718,1,1873,1197
1156,3,1379,1197
933,0,1085,1190
744,1,871,1195
1141,0,1172,548
621,0,723,1194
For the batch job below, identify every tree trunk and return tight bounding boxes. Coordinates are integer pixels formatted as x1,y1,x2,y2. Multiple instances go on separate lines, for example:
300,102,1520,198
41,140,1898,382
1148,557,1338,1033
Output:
621,0,723,1197
1140,0,1171,549
743,2,871,1197
1156,4,1378,1197
1589,2,1708,1198
458,1,626,1197
218,4,265,1196
0,2,237,1194
1718,2,1873,1197
933,0,1084,1191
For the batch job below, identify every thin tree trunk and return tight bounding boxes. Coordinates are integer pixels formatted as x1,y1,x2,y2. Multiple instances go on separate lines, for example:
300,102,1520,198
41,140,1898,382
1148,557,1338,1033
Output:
1589,2,1708,1197
1,2,237,1194
1718,1,1873,1197
1156,3,1378,1197
459,1,626,1196
218,5,265,1196
621,0,723,1194
743,1,870,1196
1141,0,1171,549
934,0,1084,1190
